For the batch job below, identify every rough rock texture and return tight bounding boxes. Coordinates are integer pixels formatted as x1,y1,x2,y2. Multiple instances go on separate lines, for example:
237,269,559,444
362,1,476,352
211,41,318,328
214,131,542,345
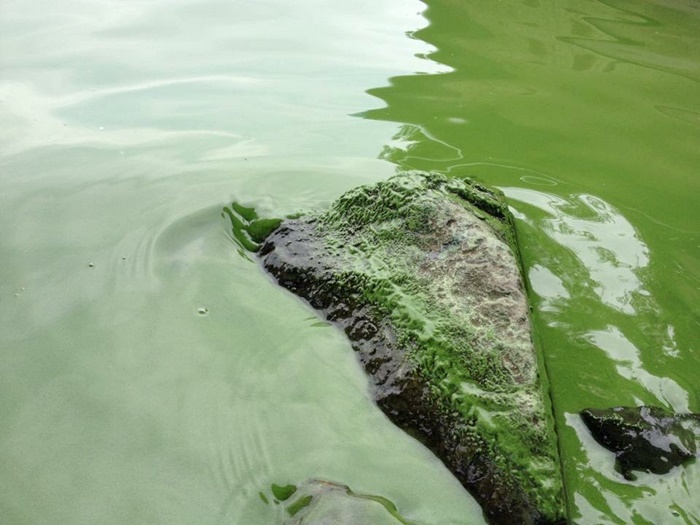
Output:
279,480,413,525
257,172,566,524
581,406,700,480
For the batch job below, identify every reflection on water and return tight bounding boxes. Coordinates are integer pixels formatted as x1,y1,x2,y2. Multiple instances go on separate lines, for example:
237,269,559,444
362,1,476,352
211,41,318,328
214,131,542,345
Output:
504,185,689,401
585,327,688,412
504,187,688,412
558,0,700,82
505,188,649,315
502,186,697,522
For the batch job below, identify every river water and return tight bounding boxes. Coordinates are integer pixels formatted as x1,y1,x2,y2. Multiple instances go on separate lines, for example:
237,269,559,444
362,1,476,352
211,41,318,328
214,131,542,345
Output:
0,1,698,524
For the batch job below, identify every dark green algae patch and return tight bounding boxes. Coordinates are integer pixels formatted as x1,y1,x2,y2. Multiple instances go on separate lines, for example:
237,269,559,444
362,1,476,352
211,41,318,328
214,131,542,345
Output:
239,172,566,524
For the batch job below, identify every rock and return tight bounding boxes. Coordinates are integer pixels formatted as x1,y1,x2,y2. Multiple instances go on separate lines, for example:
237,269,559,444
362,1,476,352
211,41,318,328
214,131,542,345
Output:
255,172,566,524
581,406,700,480
278,480,413,525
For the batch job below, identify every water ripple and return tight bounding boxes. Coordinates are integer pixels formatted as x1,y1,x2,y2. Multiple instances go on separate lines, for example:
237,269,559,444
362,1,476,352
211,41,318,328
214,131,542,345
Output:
505,187,649,315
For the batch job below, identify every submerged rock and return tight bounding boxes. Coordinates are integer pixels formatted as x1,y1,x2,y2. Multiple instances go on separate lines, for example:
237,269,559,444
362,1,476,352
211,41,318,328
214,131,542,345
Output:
254,172,566,524
277,480,414,525
581,406,700,480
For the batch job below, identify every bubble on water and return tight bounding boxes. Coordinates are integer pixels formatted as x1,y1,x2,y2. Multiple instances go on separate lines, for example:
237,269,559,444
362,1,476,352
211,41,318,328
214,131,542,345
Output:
197,307,209,316
88,262,95,268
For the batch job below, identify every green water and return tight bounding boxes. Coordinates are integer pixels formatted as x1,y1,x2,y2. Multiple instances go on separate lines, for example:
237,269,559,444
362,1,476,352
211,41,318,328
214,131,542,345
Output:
363,1,700,522
0,0,698,524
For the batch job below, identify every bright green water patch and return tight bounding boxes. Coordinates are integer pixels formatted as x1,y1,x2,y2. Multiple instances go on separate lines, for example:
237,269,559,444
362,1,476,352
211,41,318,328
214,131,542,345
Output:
361,0,700,522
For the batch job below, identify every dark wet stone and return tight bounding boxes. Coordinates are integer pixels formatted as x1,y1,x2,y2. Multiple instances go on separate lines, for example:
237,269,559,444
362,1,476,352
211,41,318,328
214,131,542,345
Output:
257,172,566,524
581,406,700,480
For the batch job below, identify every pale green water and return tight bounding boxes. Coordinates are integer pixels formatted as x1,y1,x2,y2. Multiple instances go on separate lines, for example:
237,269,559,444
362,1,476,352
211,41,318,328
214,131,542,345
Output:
0,0,698,524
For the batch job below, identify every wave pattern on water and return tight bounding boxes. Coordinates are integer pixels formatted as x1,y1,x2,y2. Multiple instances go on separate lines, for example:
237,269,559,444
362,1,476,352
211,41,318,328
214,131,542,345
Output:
502,186,697,523
505,188,650,315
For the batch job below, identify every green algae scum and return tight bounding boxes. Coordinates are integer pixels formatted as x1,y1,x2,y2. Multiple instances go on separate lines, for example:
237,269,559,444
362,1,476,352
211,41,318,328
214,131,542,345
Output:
262,480,419,524
2,0,699,523
234,172,567,524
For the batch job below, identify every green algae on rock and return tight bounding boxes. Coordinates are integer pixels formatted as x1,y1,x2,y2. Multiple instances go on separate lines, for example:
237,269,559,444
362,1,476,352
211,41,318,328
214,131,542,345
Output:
276,480,416,525
256,172,566,525
581,406,700,481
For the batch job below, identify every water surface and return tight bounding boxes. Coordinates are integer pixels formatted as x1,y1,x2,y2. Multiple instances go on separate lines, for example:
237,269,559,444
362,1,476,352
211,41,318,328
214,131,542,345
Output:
0,1,482,523
1,0,699,524
363,1,700,522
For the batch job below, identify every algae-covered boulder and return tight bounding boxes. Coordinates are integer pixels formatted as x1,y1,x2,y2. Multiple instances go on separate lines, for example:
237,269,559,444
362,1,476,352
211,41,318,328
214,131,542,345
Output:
255,172,566,524
276,480,414,525
581,406,700,480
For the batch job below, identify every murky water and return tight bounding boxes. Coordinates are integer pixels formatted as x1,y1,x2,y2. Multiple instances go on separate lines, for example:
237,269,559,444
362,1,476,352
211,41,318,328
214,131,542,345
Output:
1,0,698,524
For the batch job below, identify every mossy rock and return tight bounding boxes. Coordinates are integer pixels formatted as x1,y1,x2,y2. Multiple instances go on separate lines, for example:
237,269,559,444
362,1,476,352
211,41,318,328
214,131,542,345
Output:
253,172,566,524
